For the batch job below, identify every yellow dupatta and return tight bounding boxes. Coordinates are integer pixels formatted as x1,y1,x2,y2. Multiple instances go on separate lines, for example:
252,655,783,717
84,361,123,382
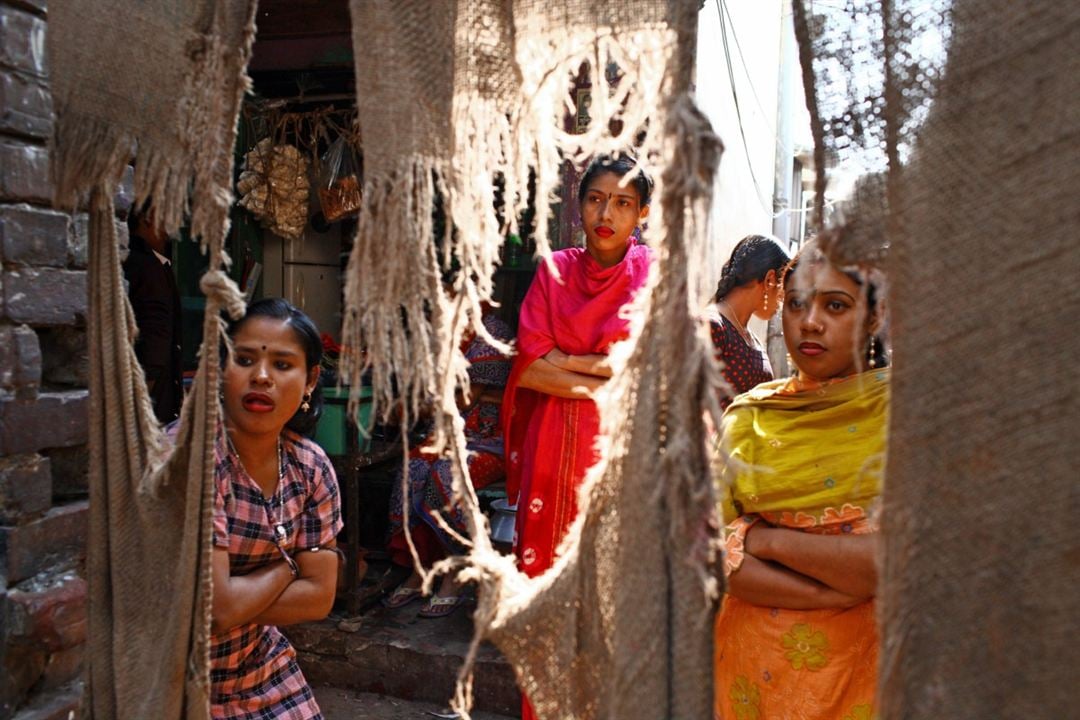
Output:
718,368,890,532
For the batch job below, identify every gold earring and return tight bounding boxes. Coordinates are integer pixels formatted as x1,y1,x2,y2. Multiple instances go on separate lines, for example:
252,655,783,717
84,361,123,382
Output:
867,337,877,368
762,286,770,312
301,393,311,413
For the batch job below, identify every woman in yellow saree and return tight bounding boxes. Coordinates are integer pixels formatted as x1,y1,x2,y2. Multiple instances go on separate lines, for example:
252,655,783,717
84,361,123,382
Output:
714,243,889,720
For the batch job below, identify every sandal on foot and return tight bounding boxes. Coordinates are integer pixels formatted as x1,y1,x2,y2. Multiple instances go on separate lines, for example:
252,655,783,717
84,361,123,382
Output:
418,594,469,618
382,585,423,609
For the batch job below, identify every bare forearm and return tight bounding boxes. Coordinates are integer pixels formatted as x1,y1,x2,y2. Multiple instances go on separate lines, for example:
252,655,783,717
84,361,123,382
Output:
726,554,862,610
548,350,613,378
752,528,878,599
251,550,338,627
250,578,333,626
519,358,604,399
212,560,293,633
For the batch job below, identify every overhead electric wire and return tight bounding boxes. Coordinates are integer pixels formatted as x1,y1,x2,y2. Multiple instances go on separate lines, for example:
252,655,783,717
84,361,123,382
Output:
721,0,775,133
714,0,822,220
715,0,776,216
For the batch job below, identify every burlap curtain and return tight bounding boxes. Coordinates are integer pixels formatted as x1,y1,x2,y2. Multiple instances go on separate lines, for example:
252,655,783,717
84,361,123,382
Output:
794,0,1079,715
343,2,723,718
47,2,257,718
878,1,1080,716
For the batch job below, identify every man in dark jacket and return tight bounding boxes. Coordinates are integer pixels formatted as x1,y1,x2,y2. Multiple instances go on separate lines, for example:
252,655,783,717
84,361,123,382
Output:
123,205,183,423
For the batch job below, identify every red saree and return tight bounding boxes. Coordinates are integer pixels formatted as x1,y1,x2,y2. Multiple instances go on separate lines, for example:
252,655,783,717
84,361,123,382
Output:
506,243,651,720
504,242,652,578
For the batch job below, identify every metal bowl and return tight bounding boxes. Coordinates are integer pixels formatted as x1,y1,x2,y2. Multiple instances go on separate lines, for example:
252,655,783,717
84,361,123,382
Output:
488,498,517,545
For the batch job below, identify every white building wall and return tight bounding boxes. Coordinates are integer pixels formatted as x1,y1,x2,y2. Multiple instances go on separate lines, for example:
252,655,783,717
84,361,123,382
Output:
695,1,785,331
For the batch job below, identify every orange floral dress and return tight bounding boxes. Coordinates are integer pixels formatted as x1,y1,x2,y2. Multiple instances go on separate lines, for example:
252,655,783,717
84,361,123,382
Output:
713,370,889,720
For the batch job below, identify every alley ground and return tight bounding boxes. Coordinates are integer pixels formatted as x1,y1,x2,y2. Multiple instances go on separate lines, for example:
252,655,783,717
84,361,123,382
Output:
290,586,521,720
316,687,515,720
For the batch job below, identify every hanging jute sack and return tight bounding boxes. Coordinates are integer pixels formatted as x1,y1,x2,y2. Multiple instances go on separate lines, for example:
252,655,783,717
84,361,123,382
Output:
47,2,257,718
793,0,1080,716
343,2,725,718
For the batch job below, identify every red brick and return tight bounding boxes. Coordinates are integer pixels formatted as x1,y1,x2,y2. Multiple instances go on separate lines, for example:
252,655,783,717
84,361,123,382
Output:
37,326,86,389
0,205,69,268
0,391,88,455
0,501,87,585
0,639,46,714
0,142,51,205
37,645,83,691
0,324,41,398
0,6,47,78
6,572,86,651
0,71,52,139
0,453,50,524
44,446,87,501
2,268,86,325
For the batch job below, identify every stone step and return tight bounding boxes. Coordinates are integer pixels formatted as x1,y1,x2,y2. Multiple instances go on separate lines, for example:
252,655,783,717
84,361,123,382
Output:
286,600,520,717
315,687,517,720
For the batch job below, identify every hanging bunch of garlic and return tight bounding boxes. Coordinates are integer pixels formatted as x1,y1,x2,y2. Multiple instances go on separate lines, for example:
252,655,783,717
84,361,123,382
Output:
236,138,310,241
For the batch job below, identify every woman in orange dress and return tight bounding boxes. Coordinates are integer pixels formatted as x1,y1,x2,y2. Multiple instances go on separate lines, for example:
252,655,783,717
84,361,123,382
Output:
714,243,889,720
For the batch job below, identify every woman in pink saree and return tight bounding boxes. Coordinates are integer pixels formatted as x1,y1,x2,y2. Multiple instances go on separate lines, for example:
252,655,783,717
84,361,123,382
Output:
502,154,654,720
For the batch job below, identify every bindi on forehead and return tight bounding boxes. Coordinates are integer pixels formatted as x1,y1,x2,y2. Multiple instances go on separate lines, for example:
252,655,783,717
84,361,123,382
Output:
588,190,638,201
232,341,301,358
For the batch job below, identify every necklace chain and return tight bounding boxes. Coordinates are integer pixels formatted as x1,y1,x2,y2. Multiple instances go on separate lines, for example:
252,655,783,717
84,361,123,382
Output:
272,439,288,541
225,431,288,539
720,300,757,347
274,439,285,506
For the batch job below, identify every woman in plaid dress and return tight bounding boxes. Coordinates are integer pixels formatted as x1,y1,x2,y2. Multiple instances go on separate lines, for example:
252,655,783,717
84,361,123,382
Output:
209,298,343,719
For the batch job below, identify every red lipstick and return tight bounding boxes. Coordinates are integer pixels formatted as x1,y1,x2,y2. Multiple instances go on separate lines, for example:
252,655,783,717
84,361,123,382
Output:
242,392,274,413
798,342,825,356
594,226,614,238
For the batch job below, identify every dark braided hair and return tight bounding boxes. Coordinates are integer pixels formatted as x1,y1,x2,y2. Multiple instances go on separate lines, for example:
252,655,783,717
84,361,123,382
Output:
712,234,791,303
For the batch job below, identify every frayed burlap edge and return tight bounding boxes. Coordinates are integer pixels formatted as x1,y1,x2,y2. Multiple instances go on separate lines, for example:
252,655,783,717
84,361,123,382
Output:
50,3,258,717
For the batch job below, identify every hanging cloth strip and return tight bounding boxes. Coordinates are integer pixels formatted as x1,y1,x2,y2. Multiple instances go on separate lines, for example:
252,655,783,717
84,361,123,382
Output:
791,0,1079,715
343,2,724,718
47,1,257,717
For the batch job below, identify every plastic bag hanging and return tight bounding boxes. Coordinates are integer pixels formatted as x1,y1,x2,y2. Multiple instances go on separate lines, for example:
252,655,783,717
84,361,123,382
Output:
318,134,363,222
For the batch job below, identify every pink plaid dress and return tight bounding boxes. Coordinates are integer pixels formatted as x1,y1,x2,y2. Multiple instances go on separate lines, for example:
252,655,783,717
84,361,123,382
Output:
210,428,342,720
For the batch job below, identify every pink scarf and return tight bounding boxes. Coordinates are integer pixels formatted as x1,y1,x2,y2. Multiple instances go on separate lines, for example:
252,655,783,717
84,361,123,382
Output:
503,242,652,575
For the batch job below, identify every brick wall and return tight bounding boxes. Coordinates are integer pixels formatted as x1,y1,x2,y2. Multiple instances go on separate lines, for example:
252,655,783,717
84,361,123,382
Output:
0,2,128,718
